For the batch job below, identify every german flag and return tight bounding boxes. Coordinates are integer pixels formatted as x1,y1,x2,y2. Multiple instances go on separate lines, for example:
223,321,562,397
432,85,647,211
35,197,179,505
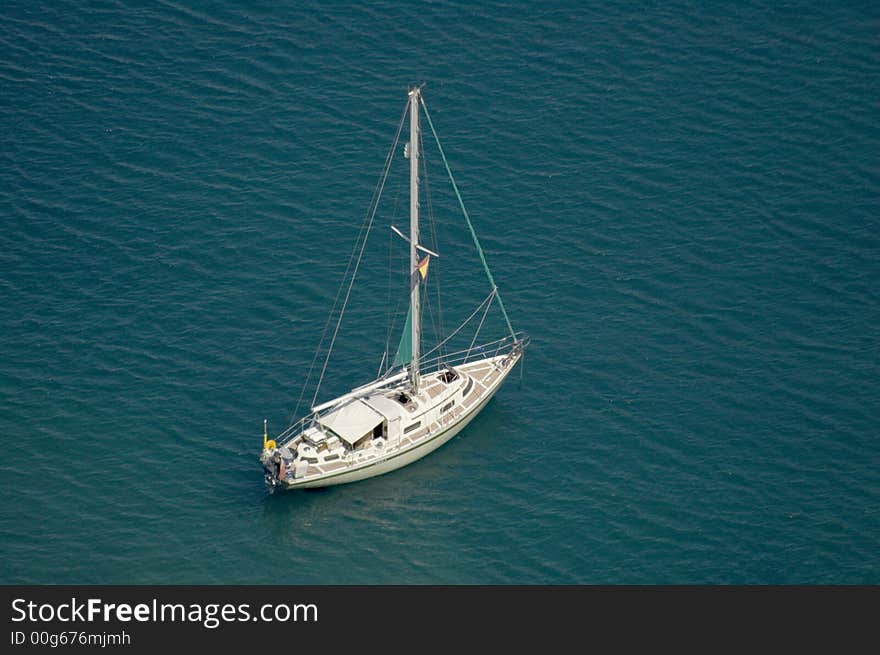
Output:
417,255,430,280
411,255,430,290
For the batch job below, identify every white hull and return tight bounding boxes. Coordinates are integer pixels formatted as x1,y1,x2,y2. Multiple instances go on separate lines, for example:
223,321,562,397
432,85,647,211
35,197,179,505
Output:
278,350,520,489
259,88,528,491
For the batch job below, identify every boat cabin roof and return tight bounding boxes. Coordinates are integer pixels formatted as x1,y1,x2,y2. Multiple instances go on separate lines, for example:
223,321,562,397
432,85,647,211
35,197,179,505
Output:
318,399,385,447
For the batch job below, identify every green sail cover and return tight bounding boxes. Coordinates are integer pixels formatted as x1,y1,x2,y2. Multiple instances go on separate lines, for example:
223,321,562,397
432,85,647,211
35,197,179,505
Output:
393,306,413,367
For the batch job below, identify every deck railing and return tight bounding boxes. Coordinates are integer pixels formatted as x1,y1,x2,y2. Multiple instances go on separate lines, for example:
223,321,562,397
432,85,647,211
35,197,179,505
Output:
274,331,528,447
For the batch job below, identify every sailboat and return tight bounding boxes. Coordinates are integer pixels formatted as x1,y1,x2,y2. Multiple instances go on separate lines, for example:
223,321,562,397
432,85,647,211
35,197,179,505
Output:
259,86,528,490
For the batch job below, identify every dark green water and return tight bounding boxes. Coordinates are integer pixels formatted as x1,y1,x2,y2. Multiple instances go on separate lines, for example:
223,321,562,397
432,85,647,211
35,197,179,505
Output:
1,0,878,583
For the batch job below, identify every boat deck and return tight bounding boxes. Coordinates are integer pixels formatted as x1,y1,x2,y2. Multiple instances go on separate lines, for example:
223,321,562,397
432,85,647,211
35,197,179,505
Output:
284,354,513,483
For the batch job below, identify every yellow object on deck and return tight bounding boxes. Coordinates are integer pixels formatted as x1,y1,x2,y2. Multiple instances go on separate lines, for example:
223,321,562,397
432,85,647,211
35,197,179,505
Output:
262,418,275,450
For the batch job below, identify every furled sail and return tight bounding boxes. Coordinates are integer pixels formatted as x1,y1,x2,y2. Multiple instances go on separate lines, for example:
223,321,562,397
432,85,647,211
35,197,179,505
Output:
393,306,413,367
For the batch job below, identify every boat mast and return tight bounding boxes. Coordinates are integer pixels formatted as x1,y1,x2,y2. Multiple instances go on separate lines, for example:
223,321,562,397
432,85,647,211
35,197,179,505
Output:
408,86,421,393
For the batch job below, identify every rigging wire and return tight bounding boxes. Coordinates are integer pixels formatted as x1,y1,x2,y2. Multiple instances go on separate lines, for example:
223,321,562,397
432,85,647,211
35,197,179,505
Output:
420,96,517,341
312,100,409,409
419,121,445,365
419,130,440,363
290,209,372,423
418,288,495,363
379,174,405,377
290,99,409,420
417,332,522,371
465,289,495,363
291,93,521,424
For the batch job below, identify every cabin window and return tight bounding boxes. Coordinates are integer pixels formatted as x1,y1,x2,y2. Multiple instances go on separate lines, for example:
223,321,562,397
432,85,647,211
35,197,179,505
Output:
441,400,454,413
404,421,421,434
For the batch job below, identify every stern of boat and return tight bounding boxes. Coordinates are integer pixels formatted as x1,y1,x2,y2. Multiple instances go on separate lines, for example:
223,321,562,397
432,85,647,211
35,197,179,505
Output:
259,419,302,492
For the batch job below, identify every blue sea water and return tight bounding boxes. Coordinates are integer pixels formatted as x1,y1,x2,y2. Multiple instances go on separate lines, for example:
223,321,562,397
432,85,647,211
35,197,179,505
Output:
0,0,878,584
